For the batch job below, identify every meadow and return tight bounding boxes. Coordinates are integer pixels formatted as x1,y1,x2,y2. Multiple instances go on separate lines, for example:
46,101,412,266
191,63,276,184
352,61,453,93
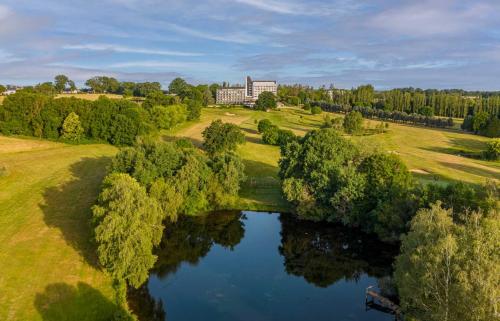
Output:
0,106,498,320
0,137,118,321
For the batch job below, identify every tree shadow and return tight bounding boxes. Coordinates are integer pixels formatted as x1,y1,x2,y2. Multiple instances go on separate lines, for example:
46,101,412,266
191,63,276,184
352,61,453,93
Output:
240,127,259,135
40,157,112,268
244,135,264,145
34,282,124,321
438,161,500,180
420,137,486,159
162,135,203,147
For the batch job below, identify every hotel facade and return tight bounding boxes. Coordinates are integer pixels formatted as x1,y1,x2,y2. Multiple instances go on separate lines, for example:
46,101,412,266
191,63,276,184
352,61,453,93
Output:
216,76,277,105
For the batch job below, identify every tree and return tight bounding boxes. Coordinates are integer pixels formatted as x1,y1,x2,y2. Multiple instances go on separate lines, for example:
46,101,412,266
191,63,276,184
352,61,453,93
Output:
150,105,187,129
311,106,322,115
356,153,415,241
168,78,189,96
202,120,245,156
92,173,164,288
185,99,202,120
343,111,364,134
61,112,83,141
255,92,277,111
85,76,120,93
54,74,70,93
472,111,490,133
395,204,500,321
0,84,6,95
279,128,364,222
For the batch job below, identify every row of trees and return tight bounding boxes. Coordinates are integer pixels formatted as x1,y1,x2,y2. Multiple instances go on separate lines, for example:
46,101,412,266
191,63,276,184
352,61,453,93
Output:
278,128,498,242
92,121,246,306
0,85,205,145
312,101,455,129
278,84,500,119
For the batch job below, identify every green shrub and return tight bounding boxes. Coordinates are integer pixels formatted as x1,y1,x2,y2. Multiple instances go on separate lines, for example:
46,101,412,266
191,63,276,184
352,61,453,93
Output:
343,111,364,134
311,106,322,115
257,119,273,133
255,92,277,111
483,138,500,160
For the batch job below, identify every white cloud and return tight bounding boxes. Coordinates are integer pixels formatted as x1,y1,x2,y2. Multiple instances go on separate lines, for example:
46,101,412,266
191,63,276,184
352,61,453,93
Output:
62,43,203,57
108,60,224,70
166,23,261,44
370,1,492,36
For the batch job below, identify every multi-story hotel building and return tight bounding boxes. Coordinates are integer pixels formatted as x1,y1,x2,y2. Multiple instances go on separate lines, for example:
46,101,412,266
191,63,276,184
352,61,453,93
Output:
216,76,277,105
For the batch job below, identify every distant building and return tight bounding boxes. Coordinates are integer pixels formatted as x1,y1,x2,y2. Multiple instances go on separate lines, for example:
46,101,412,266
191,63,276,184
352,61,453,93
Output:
216,87,246,105
216,76,277,105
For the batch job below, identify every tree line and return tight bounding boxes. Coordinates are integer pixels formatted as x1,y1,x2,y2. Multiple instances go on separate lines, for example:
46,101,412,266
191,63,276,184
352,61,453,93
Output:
0,77,213,145
312,101,455,129
278,84,500,118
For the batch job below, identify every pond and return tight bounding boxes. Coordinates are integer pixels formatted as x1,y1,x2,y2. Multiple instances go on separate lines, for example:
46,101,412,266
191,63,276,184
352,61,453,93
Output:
128,211,399,321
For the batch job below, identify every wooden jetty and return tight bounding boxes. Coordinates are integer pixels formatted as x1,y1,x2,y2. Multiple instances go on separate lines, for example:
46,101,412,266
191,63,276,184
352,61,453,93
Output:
365,286,402,320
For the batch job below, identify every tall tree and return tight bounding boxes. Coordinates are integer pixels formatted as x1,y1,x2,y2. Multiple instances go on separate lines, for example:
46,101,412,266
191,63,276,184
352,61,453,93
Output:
54,74,70,93
202,120,245,156
92,173,164,288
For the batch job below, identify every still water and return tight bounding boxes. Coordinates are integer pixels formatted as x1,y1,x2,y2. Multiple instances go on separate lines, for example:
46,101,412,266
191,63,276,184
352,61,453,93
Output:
129,211,398,321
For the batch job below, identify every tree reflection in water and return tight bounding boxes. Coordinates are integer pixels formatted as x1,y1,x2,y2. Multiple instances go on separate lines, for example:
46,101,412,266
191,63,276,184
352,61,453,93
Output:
278,214,398,288
129,211,399,320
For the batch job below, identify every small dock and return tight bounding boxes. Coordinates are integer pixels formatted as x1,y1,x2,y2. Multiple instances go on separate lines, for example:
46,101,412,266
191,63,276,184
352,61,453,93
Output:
365,286,402,320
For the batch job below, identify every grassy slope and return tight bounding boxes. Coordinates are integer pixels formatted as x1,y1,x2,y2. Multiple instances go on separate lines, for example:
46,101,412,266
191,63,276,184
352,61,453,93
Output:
0,136,118,321
167,107,499,211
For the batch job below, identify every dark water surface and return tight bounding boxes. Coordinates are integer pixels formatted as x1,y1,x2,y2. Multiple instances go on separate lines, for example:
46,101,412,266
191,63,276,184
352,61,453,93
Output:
129,211,398,321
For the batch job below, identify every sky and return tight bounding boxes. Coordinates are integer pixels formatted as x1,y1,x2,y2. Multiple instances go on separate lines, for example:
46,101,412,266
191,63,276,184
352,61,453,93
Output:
1,0,500,90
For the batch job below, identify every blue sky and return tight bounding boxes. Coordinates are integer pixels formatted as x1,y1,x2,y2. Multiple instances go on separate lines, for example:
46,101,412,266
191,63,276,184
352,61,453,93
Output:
1,0,500,89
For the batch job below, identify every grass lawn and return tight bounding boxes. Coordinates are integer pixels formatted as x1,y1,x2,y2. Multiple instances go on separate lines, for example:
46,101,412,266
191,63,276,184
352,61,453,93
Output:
0,136,119,321
167,107,499,211
55,93,124,100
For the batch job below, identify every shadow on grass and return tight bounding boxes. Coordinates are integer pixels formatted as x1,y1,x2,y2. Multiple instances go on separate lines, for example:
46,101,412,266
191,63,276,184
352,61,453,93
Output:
34,282,123,321
241,127,259,135
162,135,203,147
40,157,112,268
439,161,500,180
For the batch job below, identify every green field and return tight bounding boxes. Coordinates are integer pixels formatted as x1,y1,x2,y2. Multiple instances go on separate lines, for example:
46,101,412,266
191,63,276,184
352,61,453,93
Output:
1,106,498,320
0,137,118,321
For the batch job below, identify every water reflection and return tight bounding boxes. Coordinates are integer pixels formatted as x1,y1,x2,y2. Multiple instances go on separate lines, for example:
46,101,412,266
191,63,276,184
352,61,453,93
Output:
129,212,398,321
278,214,397,288
154,211,246,278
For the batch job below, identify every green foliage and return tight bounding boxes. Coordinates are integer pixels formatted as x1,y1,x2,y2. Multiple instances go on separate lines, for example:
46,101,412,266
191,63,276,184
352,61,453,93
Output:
92,173,164,288
257,119,273,133
394,203,500,321
472,111,490,133
343,111,364,134
202,120,245,156
0,84,6,95
279,129,364,222
151,104,187,130
85,76,120,93
255,92,277,111
54,74,70,93
483,138,500,160
168,78,189,96
481,116,500,138
356,153,415,241
185,98,202,121
142,91,179,110
262,125,279,145
208,152,246,207
418,105,434,117
61,112,84,141
310,106,322,115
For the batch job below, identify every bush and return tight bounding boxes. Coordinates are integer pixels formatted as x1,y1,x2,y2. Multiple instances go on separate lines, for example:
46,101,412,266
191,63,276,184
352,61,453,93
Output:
343,111,364,134
311,106,322,115
257,119,273,133
483,139,500,160
262,125,279,145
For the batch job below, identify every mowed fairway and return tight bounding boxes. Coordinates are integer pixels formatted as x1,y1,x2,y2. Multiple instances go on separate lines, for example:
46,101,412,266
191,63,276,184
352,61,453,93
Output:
168,107,499,211
0,136,118,321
